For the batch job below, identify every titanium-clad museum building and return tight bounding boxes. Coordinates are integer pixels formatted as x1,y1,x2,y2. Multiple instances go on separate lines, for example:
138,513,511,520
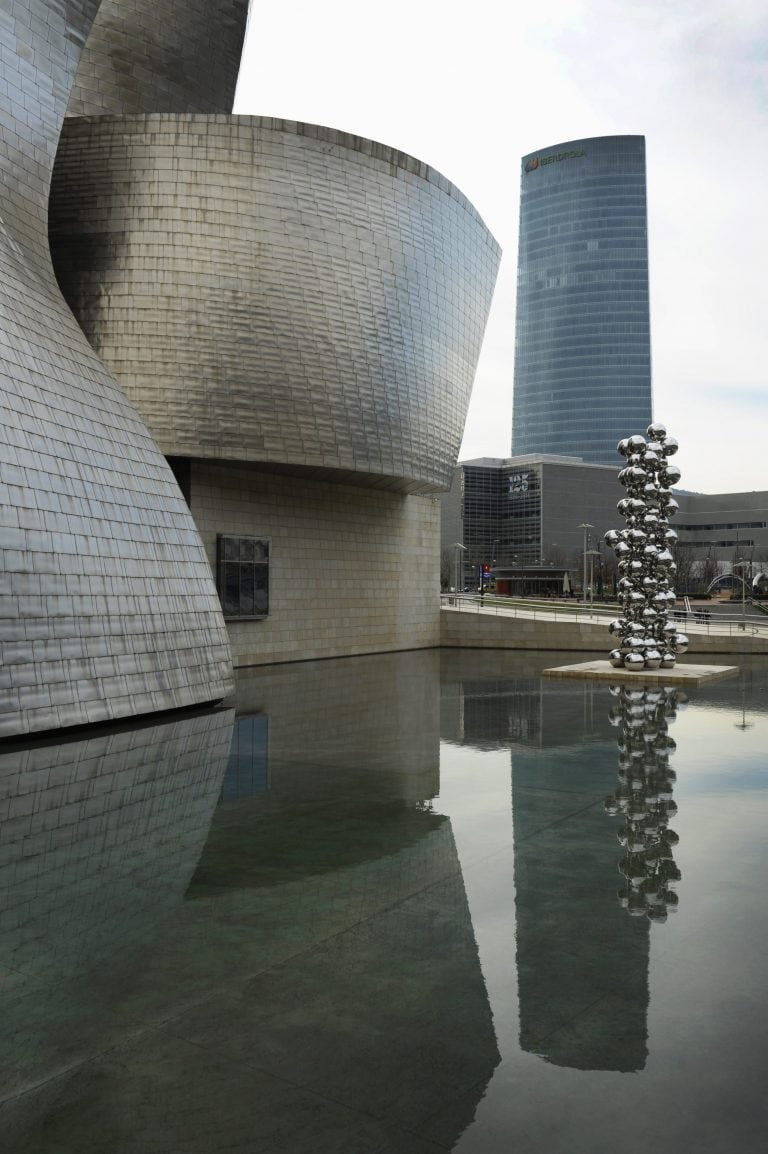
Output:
0,0,500,737
512,136,652,464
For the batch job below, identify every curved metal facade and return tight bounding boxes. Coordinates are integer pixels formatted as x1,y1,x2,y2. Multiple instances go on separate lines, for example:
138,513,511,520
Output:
512,136,652,465
67,0,249,115
0,2,233,737
51,117,500,493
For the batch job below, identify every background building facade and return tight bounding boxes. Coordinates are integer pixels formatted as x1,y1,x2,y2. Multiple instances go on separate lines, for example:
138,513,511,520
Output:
442,457,768,596
512,136,652,465
441,456,618,592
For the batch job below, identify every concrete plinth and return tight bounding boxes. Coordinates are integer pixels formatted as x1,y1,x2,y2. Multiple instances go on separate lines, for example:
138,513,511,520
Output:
542,660,739,687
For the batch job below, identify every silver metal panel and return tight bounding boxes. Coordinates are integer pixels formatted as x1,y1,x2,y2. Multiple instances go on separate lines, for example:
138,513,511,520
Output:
67,0,249,115
50,117,501,494
0,2,233,737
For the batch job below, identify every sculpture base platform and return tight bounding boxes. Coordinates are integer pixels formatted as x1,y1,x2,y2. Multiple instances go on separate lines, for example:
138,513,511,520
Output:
542,660,738,687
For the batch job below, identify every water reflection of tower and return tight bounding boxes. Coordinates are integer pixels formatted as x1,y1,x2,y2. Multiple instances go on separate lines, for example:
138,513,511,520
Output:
507,682,651,1072
604,686,682,921
440,657,651,1073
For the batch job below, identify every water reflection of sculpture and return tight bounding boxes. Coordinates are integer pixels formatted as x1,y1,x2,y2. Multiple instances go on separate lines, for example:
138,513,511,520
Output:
605,422,689,670
604,686,682,921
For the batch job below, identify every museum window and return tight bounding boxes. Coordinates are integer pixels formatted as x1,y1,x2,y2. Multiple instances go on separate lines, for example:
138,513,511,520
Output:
216,535,269,619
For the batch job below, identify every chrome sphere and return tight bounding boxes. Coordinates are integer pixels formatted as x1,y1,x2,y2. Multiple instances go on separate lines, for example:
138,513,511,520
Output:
617,438,630,457
644,649,662,670
628,434,647,452
674,633,690,654
647,421,667,441
660,652,676,669
605,528,620,545
609,649,625,668
624,652,646,670
661,464,682,486
662,436,679,456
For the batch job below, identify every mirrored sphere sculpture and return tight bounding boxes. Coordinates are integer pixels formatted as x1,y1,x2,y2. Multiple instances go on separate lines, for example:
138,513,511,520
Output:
604,685,682,921
607,424,686,670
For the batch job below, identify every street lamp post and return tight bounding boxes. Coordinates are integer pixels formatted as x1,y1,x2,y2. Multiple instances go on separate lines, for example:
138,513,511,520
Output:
578,523,594,607
586,549,601,608
735,558,749,627
452,542,467,601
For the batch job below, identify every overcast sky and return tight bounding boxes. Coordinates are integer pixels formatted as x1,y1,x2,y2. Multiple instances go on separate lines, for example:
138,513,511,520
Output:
235,1,768,494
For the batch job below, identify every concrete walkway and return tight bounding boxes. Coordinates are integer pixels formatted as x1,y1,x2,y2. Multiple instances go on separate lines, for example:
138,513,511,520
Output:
440,600,768,656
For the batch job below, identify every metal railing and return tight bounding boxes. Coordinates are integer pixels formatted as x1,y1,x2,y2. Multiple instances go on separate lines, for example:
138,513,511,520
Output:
440,594,768,638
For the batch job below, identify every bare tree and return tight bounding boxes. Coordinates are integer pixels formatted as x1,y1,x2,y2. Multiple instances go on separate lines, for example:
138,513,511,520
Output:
673,542,696,595
699,549,720,594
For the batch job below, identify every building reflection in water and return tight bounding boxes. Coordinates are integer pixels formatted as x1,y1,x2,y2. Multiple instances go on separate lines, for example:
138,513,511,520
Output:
604,686,682,921
0,708,234,1099
1,652,499,1151
440,652,651,1073
220,713,270,800
186,651,500,1134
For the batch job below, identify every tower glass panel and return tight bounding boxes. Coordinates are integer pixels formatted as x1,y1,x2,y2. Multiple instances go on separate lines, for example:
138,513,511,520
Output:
512,136,652,464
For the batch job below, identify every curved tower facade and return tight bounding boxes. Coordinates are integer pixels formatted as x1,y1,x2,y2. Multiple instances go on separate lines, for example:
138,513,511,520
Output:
67,0,248,115
4,0,497,682
0,1,234,738
51,118,498,494
512,135,652,464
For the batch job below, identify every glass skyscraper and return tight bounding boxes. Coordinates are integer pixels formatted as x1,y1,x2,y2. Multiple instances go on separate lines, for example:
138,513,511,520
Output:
512,135,652,464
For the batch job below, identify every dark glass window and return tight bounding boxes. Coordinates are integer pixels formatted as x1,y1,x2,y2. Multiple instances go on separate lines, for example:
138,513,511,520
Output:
216,535,269,618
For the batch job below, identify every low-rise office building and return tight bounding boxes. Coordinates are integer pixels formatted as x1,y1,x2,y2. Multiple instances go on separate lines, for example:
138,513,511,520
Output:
442,457,768,595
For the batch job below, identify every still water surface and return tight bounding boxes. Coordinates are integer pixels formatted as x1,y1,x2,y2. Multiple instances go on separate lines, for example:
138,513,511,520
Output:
1,649,766,1152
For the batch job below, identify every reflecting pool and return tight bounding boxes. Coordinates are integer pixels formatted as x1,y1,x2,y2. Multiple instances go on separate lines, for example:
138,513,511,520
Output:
1,650,767,1152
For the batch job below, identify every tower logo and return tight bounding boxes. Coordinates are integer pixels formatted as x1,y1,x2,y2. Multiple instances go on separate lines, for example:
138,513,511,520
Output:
524,148,586,173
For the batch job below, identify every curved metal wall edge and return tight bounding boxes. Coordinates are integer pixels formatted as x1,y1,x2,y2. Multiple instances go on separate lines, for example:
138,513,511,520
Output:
67,0,250,116
50,115,501,494
0,2,233,737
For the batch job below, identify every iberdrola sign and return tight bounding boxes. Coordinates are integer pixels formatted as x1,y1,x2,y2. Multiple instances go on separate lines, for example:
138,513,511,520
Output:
524,148,586,173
